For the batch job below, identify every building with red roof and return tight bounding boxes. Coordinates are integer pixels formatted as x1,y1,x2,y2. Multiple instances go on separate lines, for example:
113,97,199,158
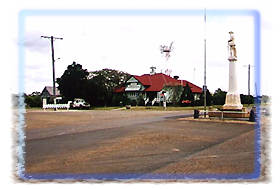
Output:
114,72,202,105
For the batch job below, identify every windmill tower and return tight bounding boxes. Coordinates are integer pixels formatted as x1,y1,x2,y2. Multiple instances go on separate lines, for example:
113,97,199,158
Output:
160,41,174,76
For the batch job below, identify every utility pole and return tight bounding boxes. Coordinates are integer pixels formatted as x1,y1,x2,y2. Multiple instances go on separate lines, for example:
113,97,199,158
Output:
248,64,250,96
203,9,207,118
193,67,196,82
243,64,253,96
41,35,63,110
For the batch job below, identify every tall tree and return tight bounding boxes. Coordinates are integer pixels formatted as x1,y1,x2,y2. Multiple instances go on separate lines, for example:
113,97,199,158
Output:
86,69,130,106
212,88,226,105
24,92,42,107
180,83,194,106
240,94,254,104
163,84,184,105
197,89,212,106
56,62,89,101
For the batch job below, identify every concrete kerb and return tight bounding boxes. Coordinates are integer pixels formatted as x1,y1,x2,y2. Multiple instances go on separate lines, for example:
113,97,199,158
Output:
178,117,256,125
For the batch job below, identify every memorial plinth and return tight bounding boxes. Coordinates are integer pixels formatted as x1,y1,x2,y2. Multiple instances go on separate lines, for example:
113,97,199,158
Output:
208,109,250,119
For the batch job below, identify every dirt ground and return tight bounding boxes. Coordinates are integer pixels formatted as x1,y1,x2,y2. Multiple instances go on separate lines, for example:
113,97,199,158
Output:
23,109,268,181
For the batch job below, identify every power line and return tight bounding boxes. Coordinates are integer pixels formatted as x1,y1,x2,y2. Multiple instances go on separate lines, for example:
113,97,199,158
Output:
41,35,63,110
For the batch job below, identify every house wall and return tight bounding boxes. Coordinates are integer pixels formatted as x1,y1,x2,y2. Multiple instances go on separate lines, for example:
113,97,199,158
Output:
194,93,201,101
125,77,145,92
41,89,51,98
126,91,138,100
121,75,202,105
125,76,146,101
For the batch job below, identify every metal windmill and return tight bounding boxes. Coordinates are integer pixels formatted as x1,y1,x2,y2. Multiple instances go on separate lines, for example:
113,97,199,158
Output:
160,41,174,60
160,41,174,75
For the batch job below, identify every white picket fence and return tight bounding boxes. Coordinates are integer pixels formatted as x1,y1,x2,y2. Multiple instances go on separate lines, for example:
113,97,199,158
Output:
43,101,72,110
144,98,149,106
151,98,157,106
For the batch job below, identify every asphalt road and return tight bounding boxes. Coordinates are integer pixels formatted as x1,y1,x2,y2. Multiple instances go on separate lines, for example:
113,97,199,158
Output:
24,110,255,177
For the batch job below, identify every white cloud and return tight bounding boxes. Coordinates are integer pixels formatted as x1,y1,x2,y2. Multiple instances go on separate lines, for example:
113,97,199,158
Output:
21,12,255,95
21,31,50,53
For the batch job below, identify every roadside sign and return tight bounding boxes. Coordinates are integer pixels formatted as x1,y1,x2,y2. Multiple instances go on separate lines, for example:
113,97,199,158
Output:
203,85,207,92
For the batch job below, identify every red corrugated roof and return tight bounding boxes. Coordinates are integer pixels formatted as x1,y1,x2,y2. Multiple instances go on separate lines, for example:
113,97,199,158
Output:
143,73,177,91
114,73,202,93
134,74,152,86
181,80,202,93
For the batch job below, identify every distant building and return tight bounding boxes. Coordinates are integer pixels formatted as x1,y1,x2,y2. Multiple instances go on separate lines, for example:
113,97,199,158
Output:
114,73,202,105
41,86,61,103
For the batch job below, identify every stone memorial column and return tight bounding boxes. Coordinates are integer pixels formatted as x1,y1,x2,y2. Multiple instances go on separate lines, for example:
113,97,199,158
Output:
223,31,243,110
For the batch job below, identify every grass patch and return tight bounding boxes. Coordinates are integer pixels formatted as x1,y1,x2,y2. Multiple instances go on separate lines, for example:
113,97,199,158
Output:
90,106,122,110
123,104,255,111
125,106,209,111
25,107,42,110
88,106,206,111
24,104,256,111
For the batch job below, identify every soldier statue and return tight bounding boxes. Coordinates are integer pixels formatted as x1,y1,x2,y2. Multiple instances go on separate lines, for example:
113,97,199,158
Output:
228,31,237,60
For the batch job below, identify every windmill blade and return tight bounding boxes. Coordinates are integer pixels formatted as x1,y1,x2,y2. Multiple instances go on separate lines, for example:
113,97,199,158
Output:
160,45,165,53
169,41,174,50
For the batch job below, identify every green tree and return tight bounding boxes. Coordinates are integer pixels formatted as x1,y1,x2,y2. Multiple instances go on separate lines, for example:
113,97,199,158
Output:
111,93,128,106
136,94,145,106
212,88,227,105
56,62,89,101
197,89,212,106
24,92,42,107
240,94,254,104
163,84,184,105
180,83,194,106
86,69,131,106
261,95,270,104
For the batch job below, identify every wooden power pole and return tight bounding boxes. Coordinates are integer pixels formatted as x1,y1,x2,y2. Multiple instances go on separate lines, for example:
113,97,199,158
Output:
41,35,63,110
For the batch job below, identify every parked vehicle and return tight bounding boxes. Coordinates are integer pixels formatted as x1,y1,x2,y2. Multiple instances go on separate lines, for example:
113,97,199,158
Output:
71,98,90,109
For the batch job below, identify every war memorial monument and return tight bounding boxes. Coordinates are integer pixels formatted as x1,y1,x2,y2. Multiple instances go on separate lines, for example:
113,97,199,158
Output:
208,31,251,119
